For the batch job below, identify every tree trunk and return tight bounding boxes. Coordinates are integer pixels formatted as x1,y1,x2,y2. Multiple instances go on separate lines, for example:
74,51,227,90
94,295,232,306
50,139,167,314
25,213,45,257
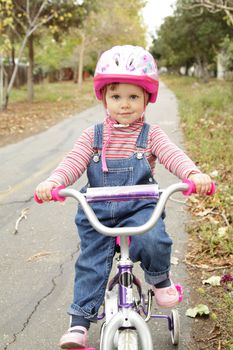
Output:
27,34,34,102
195,55,209,82
73,58,79,84
0,58,4,111
202,58,209,83
217,51,225,80
2,34,29,110
78,33,85,87
0,58,8,111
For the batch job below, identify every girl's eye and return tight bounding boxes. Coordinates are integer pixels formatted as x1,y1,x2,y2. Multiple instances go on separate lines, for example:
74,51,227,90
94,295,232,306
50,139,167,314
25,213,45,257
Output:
112,94,120,100
130,95,139,100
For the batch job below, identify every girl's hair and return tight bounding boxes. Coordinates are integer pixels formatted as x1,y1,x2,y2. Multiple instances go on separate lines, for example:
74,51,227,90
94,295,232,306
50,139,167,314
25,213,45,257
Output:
101,83,119,97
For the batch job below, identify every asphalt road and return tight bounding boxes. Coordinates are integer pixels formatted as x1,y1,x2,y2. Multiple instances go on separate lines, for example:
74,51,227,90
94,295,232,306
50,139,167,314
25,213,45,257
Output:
0,82,193,350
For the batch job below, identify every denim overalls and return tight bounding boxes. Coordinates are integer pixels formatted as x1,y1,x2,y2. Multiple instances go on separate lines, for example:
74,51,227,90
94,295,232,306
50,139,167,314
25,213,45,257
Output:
68,123,172,321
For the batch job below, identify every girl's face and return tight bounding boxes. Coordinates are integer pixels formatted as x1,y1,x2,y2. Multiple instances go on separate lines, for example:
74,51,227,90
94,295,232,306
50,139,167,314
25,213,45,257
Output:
105,83,145,125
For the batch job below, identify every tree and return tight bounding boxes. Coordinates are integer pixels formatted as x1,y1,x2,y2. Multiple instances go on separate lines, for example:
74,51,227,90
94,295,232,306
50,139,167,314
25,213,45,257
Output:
72,0,146,86
0,0,94,109
150,3,232,79
180,0,233,26
0,0,55,110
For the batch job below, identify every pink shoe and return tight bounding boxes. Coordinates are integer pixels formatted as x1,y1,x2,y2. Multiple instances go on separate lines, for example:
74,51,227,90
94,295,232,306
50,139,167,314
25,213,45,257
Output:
153,283,179,308
59,326,88,349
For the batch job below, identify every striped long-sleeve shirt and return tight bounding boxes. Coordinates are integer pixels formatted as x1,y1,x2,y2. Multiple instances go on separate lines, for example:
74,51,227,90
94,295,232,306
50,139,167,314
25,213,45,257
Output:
47,118,200,186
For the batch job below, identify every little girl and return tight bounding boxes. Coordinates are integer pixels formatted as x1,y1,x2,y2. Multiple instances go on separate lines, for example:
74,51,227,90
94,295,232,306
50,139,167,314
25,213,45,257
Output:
36,45,211,349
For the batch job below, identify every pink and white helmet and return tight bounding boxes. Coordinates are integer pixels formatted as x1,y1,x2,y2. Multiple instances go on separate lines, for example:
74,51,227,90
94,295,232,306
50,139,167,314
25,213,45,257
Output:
94,45,159,103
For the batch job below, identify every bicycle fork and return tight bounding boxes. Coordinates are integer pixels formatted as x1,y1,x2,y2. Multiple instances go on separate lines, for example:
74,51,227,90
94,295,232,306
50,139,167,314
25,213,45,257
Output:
101,309,153,350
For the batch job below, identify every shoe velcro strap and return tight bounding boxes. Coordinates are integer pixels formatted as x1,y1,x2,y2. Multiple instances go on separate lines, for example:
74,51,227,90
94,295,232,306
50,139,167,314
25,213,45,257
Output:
70,329,85,334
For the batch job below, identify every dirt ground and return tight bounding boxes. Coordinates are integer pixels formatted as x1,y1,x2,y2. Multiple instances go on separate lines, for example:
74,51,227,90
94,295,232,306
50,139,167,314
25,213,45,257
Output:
0,97,97,147
0,99,232,350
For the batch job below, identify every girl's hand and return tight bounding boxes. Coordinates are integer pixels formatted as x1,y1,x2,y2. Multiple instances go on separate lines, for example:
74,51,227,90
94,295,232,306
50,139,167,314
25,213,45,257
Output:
35,181,58,202
188,173,212,195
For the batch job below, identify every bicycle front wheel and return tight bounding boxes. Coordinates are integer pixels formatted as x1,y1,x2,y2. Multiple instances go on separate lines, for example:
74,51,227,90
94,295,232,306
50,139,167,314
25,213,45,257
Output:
117,329,139,350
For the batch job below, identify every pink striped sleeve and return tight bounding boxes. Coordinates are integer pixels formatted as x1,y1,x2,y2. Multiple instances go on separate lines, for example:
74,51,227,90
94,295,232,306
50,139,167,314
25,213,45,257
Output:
47,126,94,186
150,125,201,179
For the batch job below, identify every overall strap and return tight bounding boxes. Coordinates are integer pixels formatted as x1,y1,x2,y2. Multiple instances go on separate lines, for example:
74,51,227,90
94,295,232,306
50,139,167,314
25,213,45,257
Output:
136,123,150,149
93,123,103,150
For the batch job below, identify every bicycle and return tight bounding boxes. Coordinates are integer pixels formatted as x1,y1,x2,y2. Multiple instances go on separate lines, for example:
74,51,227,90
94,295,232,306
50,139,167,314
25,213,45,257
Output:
35,179,215,350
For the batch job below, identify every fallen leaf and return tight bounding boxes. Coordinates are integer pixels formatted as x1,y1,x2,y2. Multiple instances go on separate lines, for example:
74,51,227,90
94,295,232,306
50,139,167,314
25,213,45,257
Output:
202,276,221,286
217,227,228,237
186,304,210,318
171,256,179,265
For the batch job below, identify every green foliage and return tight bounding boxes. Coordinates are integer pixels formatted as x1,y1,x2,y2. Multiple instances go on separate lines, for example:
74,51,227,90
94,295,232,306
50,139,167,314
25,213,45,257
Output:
35,32,79,72
0,0,13,54
43,0,97,40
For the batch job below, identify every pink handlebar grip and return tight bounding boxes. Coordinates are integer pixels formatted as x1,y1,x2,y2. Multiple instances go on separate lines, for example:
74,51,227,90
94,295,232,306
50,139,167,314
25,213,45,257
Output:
34,186,66,203
51,186,66,202
34,192,43,204
182,178,216,196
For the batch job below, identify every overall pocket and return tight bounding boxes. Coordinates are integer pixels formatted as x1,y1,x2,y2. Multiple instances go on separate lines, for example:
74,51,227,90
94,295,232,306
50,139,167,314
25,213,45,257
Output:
103,167,133,187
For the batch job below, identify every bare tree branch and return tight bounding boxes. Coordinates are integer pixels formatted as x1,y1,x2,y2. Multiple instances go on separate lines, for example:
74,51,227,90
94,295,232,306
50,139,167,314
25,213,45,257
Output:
30,0,48,27
12,12,27,32
181,0,233,25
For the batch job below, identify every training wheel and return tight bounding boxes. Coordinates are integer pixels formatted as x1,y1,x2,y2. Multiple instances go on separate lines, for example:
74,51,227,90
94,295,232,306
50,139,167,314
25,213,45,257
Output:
170,309,180,345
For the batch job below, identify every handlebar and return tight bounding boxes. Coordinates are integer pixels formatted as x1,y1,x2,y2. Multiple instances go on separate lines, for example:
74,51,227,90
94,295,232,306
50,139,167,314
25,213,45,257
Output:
34,180,216,237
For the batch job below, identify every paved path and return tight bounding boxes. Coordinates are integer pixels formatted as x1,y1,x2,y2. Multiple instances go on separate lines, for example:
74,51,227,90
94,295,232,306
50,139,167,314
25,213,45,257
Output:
0,82,192,350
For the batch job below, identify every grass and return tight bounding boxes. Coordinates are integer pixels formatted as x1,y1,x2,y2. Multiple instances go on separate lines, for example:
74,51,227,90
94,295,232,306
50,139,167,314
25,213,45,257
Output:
162,75,233,349
161,76,233,174
10,79,95,103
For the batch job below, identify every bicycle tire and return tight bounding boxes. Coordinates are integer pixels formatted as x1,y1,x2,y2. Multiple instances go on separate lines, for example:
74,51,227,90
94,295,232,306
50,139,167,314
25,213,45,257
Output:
117,329,138,350
170,309,180,345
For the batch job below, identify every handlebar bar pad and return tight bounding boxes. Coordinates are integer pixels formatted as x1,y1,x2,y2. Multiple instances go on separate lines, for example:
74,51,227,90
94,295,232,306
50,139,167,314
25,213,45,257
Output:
85,184,160,202
182,179,216,196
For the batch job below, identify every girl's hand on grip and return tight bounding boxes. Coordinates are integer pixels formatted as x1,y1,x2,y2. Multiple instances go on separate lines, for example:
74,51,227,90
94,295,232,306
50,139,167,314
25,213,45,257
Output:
35,181,58,202
188,173,212,195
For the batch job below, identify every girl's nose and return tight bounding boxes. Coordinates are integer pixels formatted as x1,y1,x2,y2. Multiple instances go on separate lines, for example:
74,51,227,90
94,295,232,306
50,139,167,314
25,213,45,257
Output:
121,99,130,109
